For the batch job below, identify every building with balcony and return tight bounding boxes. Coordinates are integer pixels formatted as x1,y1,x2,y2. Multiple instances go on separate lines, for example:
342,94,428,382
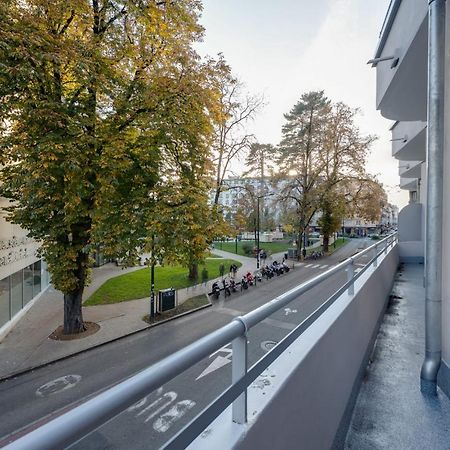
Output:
5,2,450,449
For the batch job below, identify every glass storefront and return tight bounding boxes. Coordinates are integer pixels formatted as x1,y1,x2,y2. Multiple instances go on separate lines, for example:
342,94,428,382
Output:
0,277,10,328
0,259,49,329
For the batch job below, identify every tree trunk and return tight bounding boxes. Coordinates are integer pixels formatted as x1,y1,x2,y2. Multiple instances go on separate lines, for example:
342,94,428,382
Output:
64,288,86,335
63,247,89,335
189,262,198,281
323,234,329,253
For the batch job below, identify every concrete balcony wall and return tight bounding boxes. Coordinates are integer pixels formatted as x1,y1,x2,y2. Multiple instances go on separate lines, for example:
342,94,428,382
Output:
391,121,426,161
376,0,427,120
399,160,422,178
398,203,423,263
190,246,399,450
400,177,418,191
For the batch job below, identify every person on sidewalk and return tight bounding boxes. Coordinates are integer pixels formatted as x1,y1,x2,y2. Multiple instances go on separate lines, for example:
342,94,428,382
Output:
219,263,225,279
201,267,208,286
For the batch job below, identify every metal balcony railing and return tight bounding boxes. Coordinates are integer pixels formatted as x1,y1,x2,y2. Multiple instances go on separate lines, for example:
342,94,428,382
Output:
5,233,398,450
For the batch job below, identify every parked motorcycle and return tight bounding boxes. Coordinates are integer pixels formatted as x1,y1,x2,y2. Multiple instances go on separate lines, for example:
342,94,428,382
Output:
240,276,249,291
222,278,231,297
230,279,238,293
211,281,221,299
246,271,255,285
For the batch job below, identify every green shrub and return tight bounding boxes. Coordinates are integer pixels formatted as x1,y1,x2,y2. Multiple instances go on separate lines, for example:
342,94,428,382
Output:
241,242,253,256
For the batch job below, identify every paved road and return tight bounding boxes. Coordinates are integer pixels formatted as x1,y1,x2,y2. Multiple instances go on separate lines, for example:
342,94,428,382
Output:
0,239,373,449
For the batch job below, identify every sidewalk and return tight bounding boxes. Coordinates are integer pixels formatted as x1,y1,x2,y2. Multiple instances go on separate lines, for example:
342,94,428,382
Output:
0,250,261,380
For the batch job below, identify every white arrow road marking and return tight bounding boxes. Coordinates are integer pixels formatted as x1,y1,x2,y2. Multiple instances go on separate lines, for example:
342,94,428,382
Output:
153,400,196,433
196,344,233,380
35,375,81,397
355,268,362,273
284,308,298,316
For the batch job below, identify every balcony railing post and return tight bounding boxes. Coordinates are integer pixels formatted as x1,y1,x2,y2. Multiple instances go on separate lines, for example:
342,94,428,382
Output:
373,244,378,267
232,334,247,424
347,260,355,296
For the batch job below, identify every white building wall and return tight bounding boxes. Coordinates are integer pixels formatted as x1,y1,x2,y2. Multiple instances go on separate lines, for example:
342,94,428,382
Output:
0,197,48,334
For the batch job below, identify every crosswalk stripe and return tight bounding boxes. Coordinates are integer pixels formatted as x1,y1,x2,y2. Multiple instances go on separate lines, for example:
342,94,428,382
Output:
319,265,328,269
312,264,320,268
304,264,313,268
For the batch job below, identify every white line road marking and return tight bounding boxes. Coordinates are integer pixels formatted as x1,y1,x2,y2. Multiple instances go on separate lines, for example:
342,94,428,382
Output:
319,265,328,269
355,268,362,273
127,388,195,432
35,375,82,397
312,264,320,268
153,400,196,433
355,263,365,267
196,344,232,380
304,264,313,268
143,393,178,423
284,307,298,316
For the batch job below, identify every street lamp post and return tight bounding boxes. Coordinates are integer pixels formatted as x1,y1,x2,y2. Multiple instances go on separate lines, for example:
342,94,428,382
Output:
150,234,156,320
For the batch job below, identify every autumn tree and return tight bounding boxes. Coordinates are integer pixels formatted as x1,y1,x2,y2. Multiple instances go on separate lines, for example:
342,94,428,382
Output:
275,91,331,258
317,102,377,251
211,58,263,205
0,0,221,334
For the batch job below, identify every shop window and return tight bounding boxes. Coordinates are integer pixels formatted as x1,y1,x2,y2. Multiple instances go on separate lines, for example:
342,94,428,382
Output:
23,264,33,305
11,271,23,317
33,260,41,297
0,276,10,327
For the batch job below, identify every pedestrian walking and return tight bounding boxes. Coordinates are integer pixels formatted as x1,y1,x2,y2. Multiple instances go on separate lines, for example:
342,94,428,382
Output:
219,262,225,279
201,267,208,286
231,263,238,279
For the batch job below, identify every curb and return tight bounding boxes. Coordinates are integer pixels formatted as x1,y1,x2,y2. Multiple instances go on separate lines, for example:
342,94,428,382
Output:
0,302,212,384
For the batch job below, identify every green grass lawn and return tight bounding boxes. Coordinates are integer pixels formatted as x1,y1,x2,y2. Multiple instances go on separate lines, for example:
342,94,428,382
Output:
85,258,242,306
142,294,209,324
304,237,348,256
215,240,292,256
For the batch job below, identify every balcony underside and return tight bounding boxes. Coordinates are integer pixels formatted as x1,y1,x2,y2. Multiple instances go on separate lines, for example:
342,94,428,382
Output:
377,16,427,121
392,123,426,161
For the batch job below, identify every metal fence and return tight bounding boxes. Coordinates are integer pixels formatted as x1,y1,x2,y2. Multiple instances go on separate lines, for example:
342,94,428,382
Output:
5,233,397,450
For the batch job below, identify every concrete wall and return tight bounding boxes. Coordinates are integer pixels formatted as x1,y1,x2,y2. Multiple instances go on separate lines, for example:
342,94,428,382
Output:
397,203,423,263
190,245,399,450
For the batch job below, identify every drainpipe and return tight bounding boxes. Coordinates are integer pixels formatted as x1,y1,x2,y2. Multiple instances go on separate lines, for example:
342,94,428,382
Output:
421,0,446,395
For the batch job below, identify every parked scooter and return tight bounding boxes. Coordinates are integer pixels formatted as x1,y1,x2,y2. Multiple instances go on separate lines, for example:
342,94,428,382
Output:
246,271,255,285
254,270,262,283
222,278,231,297
211,281,221,300
240,275,249,291
230,279,238,293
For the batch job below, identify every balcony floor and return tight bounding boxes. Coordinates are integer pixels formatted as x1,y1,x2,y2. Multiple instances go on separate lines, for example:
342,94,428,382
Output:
345,264,450,449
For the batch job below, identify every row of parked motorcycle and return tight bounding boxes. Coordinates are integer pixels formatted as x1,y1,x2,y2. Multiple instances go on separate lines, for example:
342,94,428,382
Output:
210,260,291,300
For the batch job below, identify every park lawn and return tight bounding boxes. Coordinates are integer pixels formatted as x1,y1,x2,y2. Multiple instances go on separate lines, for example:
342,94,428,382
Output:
305,237,348,256
85,258,242,306
142,294,209,324
215,240,291,256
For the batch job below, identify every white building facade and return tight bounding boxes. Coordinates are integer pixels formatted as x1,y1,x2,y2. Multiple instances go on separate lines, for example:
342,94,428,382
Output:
0,197,49,338
372,0,449,396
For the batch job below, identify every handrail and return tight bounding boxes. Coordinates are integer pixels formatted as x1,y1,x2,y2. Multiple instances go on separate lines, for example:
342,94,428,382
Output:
4,233,397,450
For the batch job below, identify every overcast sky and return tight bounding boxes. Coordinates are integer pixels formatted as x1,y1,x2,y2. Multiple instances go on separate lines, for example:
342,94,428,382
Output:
197,0,408,208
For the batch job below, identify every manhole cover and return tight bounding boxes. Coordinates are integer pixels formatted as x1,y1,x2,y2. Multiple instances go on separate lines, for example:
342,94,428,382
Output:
261,340,277,352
